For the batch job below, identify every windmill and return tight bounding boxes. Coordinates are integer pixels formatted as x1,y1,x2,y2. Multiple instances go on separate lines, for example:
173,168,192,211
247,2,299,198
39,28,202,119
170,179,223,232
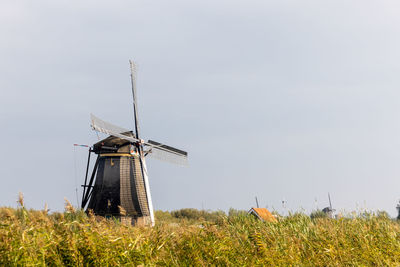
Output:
322,193,335,218
80,60,188,226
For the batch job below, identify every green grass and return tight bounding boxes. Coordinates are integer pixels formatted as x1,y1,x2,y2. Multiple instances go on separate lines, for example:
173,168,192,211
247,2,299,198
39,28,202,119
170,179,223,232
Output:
1,205,400,266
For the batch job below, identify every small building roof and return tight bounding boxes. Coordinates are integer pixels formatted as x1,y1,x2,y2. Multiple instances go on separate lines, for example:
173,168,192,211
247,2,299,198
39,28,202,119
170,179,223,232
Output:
248,208,277,222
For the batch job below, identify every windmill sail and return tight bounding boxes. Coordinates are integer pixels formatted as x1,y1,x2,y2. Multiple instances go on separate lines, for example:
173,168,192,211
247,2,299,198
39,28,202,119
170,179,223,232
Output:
140,156,155,226
90,114,140,143
130,60,140,138
91,114,188,165
145,140,188,165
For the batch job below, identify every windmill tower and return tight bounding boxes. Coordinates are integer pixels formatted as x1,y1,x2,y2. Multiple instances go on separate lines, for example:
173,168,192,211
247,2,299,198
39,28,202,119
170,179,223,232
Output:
81,61,188,226
396,200,400,220
322,193,335,218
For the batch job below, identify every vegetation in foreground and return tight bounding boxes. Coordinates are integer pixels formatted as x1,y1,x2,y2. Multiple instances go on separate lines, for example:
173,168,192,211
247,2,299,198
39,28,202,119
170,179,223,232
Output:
1,201,400,266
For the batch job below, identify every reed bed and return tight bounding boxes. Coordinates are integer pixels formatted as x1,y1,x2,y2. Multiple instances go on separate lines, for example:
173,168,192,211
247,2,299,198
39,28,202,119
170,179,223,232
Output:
0,205,400,266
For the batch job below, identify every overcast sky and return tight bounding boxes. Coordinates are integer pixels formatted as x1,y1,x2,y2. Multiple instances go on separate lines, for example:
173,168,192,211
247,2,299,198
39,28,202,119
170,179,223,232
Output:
1,1,400,216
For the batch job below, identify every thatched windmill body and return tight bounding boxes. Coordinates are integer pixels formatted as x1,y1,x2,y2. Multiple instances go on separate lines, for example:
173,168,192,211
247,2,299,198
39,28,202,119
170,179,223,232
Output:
81,61,188,226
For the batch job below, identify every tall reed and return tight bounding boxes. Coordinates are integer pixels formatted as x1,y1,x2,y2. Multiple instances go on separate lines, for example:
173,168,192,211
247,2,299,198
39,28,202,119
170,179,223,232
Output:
0,206,399,266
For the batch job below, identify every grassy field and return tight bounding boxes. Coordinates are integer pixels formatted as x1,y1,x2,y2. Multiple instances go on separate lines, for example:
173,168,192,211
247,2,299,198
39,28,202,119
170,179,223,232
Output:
1,201,400,266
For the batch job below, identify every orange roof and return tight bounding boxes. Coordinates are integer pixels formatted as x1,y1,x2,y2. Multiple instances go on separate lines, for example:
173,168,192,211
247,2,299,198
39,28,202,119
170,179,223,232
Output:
249,208,277,222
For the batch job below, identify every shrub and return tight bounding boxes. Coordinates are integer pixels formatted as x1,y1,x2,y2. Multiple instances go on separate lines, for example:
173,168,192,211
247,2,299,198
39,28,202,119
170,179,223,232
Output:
171,208,225,222
228,208,248,218
310,209,329,219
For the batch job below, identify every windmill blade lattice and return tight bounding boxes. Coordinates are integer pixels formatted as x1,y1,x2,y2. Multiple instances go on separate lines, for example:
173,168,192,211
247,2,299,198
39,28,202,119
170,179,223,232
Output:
146,146,188,165
90,114,140,143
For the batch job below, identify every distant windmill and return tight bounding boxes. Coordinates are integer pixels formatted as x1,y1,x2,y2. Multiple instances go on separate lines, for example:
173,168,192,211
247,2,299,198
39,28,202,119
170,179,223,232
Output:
322,193,335,218
80,60,188,226
396,200,400,220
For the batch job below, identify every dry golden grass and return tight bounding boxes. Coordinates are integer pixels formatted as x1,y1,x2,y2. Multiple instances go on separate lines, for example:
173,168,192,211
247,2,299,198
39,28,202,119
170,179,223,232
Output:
0,205,400,266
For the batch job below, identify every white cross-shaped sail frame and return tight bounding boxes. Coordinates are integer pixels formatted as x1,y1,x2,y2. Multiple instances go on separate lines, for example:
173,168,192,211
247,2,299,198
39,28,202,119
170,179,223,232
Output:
90,114,188,165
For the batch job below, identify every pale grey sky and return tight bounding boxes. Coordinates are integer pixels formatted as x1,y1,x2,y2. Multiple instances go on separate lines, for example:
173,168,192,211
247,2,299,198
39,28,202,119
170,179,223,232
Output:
1,1,400,216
